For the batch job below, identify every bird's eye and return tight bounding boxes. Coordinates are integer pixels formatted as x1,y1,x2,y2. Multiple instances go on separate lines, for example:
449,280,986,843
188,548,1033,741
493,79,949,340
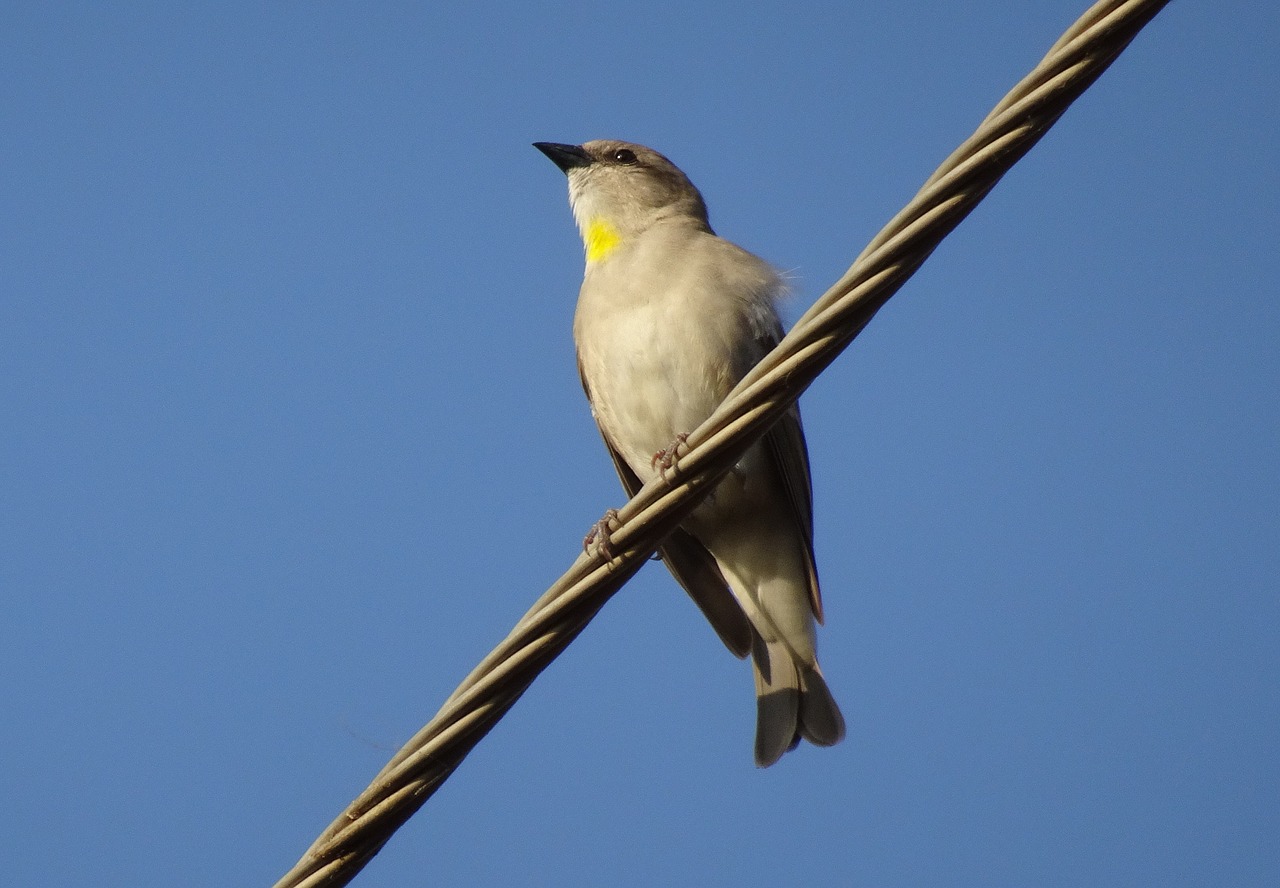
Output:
613,148,637,165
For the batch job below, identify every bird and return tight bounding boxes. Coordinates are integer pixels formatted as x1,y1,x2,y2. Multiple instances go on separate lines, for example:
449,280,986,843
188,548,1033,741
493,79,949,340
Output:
534,139,844,766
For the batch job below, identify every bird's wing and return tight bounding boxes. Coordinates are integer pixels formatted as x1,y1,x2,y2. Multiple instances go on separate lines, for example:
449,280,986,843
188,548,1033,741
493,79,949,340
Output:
765,407,824,623
579,360,753,658
756,328,824,624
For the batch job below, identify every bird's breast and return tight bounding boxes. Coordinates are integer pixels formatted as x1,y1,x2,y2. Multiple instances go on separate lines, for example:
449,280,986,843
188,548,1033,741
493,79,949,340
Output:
573,228,780,482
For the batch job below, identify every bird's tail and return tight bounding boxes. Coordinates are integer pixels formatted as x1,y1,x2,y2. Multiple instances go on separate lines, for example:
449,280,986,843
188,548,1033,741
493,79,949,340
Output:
752,635,846,767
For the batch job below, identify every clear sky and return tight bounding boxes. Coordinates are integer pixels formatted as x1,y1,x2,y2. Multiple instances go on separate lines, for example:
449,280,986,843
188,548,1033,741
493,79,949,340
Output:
2,2,1277,886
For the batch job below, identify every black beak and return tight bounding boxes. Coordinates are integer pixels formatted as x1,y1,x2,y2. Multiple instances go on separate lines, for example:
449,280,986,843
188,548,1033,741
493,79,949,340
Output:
533,142,591,173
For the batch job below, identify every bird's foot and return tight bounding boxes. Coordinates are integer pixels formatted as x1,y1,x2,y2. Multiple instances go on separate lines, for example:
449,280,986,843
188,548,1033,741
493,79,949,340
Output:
650,432,689,480
583,508,621,561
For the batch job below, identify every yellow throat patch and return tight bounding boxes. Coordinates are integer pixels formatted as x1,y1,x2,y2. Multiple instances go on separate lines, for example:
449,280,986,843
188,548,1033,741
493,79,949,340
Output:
584,218,622,263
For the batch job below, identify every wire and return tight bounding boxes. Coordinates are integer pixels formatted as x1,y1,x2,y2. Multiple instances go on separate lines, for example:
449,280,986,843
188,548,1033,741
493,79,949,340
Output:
272,2,1172,884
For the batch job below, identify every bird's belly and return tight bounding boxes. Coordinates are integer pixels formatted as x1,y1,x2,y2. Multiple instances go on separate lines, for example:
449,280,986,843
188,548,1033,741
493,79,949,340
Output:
582,303,729,480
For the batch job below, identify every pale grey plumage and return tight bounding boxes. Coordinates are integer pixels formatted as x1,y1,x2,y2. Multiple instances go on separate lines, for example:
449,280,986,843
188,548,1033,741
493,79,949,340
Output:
535,139,845,766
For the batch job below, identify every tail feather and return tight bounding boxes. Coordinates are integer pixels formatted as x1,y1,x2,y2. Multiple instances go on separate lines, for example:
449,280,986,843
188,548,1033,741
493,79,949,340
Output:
752,636,845,767
753,638,801,767
797,664,845,748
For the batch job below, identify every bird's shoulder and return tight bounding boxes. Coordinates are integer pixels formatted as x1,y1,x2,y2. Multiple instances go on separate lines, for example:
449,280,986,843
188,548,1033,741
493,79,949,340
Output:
630,224,784,304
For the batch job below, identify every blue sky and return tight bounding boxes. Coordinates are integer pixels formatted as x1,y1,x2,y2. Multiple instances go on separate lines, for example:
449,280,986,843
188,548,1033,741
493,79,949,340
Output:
2,2,1277,886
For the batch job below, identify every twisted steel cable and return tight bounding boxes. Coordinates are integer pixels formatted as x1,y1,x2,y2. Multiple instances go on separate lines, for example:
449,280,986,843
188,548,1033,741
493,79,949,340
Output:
273,2,1172,884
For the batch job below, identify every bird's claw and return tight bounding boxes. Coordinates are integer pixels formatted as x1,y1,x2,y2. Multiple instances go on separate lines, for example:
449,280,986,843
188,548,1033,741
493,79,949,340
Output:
650,432,689,480
584,508,621,562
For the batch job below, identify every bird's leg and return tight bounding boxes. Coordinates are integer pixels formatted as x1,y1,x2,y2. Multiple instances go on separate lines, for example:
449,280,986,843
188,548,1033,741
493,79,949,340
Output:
650,432,689,481
583,508,621,561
